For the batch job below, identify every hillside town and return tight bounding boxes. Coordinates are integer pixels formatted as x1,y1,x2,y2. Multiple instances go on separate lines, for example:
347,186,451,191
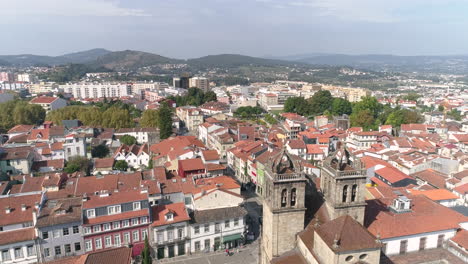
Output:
0,66,467,264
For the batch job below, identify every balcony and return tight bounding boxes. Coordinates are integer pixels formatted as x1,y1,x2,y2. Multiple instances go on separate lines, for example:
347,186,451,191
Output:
152,236,188,245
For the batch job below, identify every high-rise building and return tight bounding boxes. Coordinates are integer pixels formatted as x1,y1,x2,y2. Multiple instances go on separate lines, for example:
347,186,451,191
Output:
59,83,131,99
179,73,192,89
173,77,181,88
189,77,210,92
261,150,306,264
0,72,14,82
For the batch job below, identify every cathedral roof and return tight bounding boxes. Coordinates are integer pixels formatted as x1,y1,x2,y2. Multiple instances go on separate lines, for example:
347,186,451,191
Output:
315,215,381,253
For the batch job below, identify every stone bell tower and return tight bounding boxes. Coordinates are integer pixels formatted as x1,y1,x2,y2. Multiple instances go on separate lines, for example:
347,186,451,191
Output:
261,150,306,264
321,146,367,224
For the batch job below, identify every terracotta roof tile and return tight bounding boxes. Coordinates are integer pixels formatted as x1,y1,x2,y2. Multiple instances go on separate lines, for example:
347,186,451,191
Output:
151,202,190,227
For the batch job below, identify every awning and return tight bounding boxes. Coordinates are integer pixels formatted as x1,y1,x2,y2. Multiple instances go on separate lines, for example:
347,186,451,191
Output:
223,233,242,243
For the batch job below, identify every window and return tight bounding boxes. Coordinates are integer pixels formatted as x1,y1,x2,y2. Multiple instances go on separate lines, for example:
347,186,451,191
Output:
44,248,50,257
168,229,174,240
345,256,354,262
123,220,130,227
74,242,81,251
108,205,121,215
215,223,221,233
142,229,148,240
2,250,11,261
53,229,60,238
133,202,141,210
114,234,121,246
83,227,91,234
141,217,148,224
400,240,408,254
342,185,348,203
64,244,71,253
93,225,101,233
85,240,92,252
54,246,61,256
113,221,120,229
124,232,130,244
157,232,164,242
63,227,69,236
281,189,287,207
95,238,102,249
27,245,36,256
105,236,112,247
42,231,49,239
87,209,95,218
132,218,139,226
234,218,239,226
437,234,444,248
351,184,358,202
133,230,140,242
382,243,387,254
291,188,296,206
225,220,230,228
419,237,427,251
359,254,368,260
73,226,79,234
178,228,184,238
103,223,111,231
195,241,201,251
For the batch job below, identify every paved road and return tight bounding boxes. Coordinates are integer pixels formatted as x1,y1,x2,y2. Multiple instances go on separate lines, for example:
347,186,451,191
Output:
156,241,259,264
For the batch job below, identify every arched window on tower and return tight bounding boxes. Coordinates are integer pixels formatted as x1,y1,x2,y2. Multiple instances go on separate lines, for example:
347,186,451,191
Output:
351,184,358,202
342,185,348,203
290,188,297,206
281,189,287,207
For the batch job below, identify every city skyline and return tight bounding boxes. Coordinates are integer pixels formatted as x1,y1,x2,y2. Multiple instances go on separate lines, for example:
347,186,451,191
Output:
1,0,468,58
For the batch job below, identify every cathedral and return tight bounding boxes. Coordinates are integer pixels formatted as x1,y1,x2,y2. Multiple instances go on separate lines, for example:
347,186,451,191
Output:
261,146,382,264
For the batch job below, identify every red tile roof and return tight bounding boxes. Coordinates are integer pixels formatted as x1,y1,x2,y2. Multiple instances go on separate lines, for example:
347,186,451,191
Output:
411,169,448,189
30,96,59,104
407,189,458,201
7,124,34,134
0,227,36,246
179,158,205,172
201,150,220,161
82,189,148,209
454,183,468,194
94,158,114,169
151,203,190,227
451,229,468,250
0,194,41,226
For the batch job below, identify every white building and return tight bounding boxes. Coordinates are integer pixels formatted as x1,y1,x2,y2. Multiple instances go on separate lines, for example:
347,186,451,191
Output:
59,83,131,99
29,96,67,112
114,144,150,169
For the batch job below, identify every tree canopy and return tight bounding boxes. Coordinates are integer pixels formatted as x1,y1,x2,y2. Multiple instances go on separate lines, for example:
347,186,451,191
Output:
234,106,264,119
0,100,46,132
168,88,217,107
331,98,352,116
158,103,173,140
120,135,137,145
114,160,128,171
91,145,110,158
65,156,90,174
385,109,424,127
139,109,159,128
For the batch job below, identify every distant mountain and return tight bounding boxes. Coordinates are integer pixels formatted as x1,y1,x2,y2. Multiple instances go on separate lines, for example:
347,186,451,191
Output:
297,54,468,73
89,50,182,70
187,54,301,67
0,49,112,67
60,48,112,64
0,59,11,66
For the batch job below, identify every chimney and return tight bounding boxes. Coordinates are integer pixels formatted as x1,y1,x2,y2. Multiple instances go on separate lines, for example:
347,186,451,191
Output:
5,206,11,214
82,193,88,202
34,202,40,210
21,204,27,211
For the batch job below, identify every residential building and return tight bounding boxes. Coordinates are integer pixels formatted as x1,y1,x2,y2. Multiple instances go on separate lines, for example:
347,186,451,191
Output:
30,96,67,112
59,83,131,99
189,77,210,92
115,128,159,144
63,134,87,160
114,144,150,169
176,106,204,133
36,197,84,262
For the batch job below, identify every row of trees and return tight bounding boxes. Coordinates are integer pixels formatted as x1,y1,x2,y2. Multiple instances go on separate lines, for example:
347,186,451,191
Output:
168,88,217,107
234,106,264,119
284,91,353,117
0,100,46,132
47,106,135,129
138,102,173,140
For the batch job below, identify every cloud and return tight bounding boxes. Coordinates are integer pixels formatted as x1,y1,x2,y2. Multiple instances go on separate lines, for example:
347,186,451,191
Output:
0,0,150,17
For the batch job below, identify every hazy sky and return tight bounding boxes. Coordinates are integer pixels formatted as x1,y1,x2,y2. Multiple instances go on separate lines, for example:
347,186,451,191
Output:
1,0,467,58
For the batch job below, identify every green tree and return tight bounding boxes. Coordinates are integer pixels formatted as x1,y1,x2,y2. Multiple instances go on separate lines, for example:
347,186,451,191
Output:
158,103,173,140
438,105,445,112
140,109,160,128
283,97,309,116
331,98,352,116
352,96,383,118
264,114,278,125
447,109,462,121
401,92,421,101
120,135,137,145
114,160,128,171
64,156,90,174
204,91,217,102
308,90,333,115
91,145,110,158
141,235,151,264
350,109,376,131
385,109,423,127
234,106,264,119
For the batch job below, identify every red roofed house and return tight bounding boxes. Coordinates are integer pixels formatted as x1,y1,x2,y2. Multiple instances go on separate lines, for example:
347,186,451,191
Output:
0,193,43,264
150,203,190,259
178,158,206,177
286,139,307,159
365,194,467,256
30,96,67,112
82,189,150,257
453,183,468,206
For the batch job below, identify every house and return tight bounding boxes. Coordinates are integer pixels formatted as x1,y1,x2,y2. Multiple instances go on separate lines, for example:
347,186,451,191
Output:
365,194,467,256
115,128,159,145
7,125,34,139
178,158,206,178
93,158,115,175
447,229,468,263
63,134,87,160
176,106,204,133
30,96,67,112
36,197,84,262
114,144,150,169
201,150,220,164
407,189,459,207
286,140,307,160
81,189,151,257
151,203,191,260
0,193,43,264
0,147,34,175
453,183,468,206
44,247,132,264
